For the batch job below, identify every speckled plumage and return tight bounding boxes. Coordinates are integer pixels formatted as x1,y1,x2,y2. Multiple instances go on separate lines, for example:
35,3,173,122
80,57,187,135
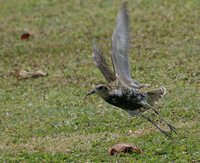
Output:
88,3,176,137
93,80,165,115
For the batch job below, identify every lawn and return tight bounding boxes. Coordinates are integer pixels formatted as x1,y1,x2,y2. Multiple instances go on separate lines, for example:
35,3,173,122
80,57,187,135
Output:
0,0,199,162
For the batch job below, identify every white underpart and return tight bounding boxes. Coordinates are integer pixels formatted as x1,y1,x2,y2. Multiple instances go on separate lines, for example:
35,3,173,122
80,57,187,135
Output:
139,100,147,107
110,88,123,97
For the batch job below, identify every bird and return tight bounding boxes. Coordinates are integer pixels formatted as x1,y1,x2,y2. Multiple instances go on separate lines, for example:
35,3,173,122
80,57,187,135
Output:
87,2,176,137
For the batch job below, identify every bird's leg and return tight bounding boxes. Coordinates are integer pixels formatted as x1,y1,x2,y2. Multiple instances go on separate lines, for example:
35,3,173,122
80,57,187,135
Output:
141,102,177,134
140,114,172,138
148,106,177,134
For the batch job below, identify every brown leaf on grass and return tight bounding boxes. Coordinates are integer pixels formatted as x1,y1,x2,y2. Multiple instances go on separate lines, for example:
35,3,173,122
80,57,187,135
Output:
15,70,48,79
109,143,143,156
21,32,31,40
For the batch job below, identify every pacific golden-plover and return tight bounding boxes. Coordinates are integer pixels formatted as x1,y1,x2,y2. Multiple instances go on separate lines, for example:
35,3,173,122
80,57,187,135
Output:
87,3,176,137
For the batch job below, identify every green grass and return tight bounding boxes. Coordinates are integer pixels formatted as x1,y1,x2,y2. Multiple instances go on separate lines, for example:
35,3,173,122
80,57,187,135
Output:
0,0,200,162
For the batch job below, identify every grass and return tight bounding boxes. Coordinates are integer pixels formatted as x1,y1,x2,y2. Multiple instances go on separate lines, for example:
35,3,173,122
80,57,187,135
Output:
0,0,200,162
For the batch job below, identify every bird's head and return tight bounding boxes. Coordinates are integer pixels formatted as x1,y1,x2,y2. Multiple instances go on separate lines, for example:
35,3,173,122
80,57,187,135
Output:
87,84,109,97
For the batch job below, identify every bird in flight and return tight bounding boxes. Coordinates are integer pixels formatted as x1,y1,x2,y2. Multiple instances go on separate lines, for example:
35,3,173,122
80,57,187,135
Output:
87,3,176,137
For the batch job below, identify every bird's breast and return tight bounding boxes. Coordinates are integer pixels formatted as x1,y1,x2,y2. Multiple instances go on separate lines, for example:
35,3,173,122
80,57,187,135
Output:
104,91,144,110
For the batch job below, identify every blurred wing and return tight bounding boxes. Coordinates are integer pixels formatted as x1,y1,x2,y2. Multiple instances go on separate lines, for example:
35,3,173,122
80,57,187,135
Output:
93,41,116,82
112,3,140,88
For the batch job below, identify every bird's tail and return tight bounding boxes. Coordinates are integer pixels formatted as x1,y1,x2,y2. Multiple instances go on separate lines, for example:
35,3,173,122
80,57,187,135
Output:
146,87,166,106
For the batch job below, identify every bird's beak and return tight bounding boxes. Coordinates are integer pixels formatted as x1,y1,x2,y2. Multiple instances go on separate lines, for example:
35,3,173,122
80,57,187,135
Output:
87,89,96,95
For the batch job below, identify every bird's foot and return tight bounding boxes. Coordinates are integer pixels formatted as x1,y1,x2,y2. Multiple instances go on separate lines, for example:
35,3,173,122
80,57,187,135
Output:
161,130,172,138
168,124,177,134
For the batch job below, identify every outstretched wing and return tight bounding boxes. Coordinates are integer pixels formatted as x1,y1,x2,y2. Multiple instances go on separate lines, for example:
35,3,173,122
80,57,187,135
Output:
93,41,116,82
111,3,141,88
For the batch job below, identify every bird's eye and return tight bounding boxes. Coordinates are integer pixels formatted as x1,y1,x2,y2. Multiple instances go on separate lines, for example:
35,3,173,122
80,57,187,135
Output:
98,86,103,90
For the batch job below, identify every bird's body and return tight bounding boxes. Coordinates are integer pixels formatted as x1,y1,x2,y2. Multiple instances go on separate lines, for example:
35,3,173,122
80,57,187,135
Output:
100,80,146,112
93,79,165,116
87,3,176,137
